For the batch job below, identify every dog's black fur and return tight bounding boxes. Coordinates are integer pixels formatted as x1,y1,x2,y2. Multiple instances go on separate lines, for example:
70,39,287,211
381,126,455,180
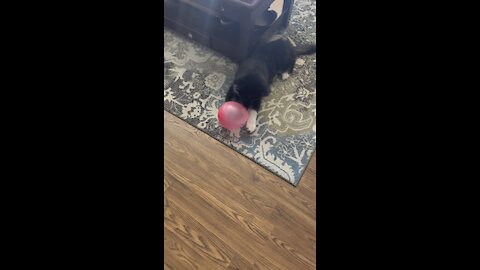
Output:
226,37,316,112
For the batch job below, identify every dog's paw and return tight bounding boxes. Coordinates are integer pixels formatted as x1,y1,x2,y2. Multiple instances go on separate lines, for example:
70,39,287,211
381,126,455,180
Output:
281,72,290,80
229,128,241,138
246,109,258,133
246,117,257,133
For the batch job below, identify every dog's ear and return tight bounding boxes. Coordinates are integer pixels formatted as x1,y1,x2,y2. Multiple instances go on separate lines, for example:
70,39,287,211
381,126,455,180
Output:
232,84,240,95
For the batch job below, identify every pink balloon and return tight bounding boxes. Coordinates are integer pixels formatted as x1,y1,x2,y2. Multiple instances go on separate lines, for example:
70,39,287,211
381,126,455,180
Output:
218,101,249,130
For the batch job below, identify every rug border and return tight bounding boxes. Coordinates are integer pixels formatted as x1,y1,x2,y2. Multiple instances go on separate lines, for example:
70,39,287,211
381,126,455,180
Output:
164,108,316,187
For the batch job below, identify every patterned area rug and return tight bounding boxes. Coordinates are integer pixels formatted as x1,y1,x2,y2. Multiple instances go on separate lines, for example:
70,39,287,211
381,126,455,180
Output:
164,0,316,186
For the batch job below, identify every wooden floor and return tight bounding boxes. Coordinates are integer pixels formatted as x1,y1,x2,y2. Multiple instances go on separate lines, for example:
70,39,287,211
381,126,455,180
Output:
164,111,316,269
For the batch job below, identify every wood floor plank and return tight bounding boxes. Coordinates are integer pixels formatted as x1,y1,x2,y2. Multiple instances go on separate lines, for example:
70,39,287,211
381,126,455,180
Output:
164,112,316,219
164,223,227,270
251,254,287,270
169,173,274,243
164,227,199,270
226,255,257,270
164,195,234,269
164,110,316,269
166,172,305,270
164,262,174,270
166,177,275,264
164,173,173,193
268,206,317,268
266,233,316,270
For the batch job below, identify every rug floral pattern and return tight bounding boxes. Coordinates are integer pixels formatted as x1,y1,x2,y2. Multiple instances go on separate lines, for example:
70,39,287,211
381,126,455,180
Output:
164,0,316,185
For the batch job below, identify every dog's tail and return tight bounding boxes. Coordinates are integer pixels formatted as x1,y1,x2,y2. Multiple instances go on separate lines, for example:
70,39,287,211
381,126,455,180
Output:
294,44,316,56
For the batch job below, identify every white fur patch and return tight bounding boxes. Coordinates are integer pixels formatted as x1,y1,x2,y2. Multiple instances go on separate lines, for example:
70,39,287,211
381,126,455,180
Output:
246,109,258,133
229,128,241,138
268,34,284,42
281,72,290,80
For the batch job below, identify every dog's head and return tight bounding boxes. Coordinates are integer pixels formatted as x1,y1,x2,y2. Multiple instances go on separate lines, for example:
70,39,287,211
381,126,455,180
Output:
225,74,269,109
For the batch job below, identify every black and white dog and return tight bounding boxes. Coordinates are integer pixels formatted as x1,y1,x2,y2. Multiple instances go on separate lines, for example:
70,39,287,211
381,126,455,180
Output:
225,36,316,133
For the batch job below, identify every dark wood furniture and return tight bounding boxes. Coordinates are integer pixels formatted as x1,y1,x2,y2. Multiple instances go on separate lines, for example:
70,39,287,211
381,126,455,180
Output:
164,0,294,62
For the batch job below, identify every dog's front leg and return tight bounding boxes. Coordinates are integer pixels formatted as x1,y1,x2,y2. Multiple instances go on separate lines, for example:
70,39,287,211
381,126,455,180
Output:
246,109,258,133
